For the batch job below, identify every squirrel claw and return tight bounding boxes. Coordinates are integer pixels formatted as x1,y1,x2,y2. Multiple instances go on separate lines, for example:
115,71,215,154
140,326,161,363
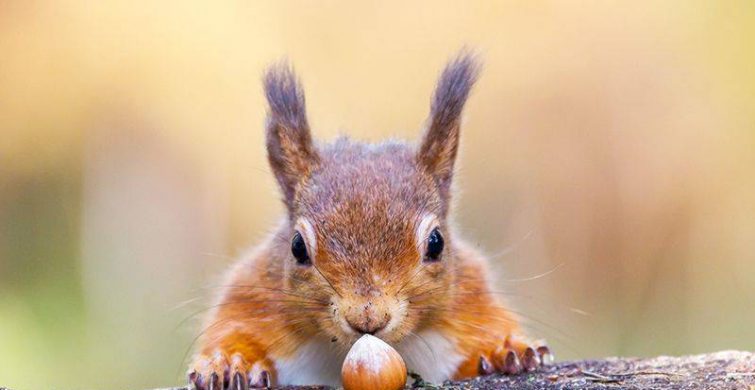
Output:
478,355,495,375
229,353,251,390
188,352,227,390
230,372,248,390
207,372,219,390
187,370,207,390
187,370,200,389
189,351,271,390
537,345,554,365
521,347,540,371
249,370,270,388
480,336,551,377
503,350,522,374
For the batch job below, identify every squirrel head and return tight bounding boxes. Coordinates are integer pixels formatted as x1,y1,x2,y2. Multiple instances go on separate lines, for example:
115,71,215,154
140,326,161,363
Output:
263,52,480,346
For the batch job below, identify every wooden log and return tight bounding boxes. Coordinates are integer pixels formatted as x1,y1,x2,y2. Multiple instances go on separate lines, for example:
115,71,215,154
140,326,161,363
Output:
151,350,753,390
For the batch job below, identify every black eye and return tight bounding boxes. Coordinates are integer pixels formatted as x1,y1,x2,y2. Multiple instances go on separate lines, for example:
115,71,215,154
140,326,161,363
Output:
424,228,444,262
291,231,311,265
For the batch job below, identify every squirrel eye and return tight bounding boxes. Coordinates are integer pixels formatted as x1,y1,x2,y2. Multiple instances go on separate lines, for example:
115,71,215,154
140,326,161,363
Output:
291,231,311,265
424,228,444,262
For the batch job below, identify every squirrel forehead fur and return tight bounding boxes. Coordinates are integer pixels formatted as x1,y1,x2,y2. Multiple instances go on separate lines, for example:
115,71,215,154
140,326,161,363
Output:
297,138,441,265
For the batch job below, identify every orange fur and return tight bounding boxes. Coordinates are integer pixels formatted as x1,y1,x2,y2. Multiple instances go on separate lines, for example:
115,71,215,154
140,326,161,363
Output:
188,51,549,388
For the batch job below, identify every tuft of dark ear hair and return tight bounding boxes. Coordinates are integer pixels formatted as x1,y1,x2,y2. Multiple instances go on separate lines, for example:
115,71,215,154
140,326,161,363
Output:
263,61,319,209
417,51,481,204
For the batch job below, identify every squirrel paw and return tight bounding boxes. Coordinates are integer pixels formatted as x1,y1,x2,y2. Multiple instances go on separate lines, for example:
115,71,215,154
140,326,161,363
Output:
188,351,271,390
478,336,552,376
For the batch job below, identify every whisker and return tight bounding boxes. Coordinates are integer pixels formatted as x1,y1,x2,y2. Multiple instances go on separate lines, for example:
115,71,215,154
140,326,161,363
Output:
498,263,564,283
170,296,205,312
486,229,535,260
194,255,317,289
177,316,236,378
412,307,577,353
313,263,343,298
265,318,321,349
173,299,328,333
208,284,330,302
407,330,438,367
406,284,454,301
396,262,428,295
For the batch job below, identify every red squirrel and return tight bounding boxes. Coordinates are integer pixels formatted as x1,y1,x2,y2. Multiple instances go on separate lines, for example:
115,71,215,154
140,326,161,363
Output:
188,52,551,389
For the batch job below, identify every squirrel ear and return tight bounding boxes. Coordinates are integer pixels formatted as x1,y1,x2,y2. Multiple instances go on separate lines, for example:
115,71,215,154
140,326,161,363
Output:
263,61,320,207
417,51,481,198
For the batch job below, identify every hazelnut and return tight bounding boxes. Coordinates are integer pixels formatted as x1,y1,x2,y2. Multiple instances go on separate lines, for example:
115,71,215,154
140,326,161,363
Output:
341,334,407,390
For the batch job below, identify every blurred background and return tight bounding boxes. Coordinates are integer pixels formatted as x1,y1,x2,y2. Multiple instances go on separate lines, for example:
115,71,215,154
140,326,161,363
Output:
1,1,754,389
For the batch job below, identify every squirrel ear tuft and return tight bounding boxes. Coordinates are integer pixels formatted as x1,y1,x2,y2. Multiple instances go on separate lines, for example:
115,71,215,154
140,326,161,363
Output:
417,50,481,199
263,61,319,207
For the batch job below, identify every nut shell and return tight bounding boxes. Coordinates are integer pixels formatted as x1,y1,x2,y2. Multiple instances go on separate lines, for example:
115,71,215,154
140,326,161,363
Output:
341,334,407,390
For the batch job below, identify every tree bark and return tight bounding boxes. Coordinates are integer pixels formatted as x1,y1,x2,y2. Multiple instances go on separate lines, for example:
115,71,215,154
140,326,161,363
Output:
156,350,753,390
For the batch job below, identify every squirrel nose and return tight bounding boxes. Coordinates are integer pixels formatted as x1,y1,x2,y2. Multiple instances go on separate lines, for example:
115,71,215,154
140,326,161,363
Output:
347,318,389,335
343,298,392,335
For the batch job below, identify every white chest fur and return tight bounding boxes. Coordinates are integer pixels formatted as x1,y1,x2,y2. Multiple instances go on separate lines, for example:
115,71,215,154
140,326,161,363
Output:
395,330,465,384
274,338,345,386
274,330,463,386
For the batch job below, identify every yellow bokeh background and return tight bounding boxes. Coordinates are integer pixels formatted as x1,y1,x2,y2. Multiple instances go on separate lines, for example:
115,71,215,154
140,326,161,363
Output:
1,1,754,389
